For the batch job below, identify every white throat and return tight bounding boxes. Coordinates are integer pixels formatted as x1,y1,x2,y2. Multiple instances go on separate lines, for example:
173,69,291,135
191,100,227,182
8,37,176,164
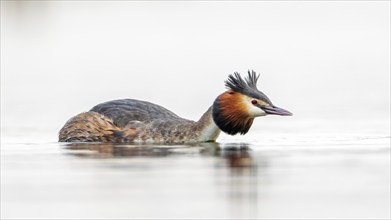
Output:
198,120,221,142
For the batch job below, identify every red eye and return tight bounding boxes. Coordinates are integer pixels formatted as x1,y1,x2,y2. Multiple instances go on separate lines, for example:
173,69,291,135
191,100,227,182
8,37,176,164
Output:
251,100,258,105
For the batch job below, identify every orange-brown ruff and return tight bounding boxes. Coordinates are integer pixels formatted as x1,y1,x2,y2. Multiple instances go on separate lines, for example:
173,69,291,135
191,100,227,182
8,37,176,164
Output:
59,71,292,143
213,91,254,135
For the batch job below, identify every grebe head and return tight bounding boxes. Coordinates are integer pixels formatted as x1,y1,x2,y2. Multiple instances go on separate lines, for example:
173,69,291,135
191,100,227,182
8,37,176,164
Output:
212,70,292,135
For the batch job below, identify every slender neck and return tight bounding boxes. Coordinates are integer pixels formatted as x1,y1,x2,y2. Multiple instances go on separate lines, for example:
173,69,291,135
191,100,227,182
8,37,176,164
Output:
194,106,221,142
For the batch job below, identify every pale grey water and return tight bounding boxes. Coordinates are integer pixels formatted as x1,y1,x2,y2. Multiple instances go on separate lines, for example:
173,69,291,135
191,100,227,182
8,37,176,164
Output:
1,1,390,219
1,130,390,219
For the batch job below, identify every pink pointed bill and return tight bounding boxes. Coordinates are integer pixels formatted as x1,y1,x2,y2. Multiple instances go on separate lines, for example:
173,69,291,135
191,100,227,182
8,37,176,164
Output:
261,105,292,116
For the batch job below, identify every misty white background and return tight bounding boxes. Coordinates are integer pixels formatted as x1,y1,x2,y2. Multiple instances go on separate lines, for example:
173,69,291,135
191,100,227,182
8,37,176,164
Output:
1,1,390,141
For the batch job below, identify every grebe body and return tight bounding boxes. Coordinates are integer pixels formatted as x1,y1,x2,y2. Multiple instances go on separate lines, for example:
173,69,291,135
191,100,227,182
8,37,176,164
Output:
59,71,292,143
59,99,218,143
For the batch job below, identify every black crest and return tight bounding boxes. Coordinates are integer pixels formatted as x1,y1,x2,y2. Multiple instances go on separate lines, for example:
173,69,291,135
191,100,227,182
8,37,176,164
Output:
225,70,272,104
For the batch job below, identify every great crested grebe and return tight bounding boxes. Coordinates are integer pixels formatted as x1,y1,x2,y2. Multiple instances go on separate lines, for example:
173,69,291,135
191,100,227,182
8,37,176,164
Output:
59,71,292,143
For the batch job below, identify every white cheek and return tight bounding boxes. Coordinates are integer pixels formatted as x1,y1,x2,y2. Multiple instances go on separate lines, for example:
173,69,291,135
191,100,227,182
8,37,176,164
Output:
244,102,267,117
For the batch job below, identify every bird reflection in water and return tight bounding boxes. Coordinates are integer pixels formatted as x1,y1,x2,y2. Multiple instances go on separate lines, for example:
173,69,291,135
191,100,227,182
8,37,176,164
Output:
200,143,253,168
62,142,253,168
62,142,259,218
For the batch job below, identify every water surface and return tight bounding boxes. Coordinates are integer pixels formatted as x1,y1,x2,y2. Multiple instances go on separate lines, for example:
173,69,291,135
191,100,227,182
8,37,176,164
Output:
1,132,389,219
